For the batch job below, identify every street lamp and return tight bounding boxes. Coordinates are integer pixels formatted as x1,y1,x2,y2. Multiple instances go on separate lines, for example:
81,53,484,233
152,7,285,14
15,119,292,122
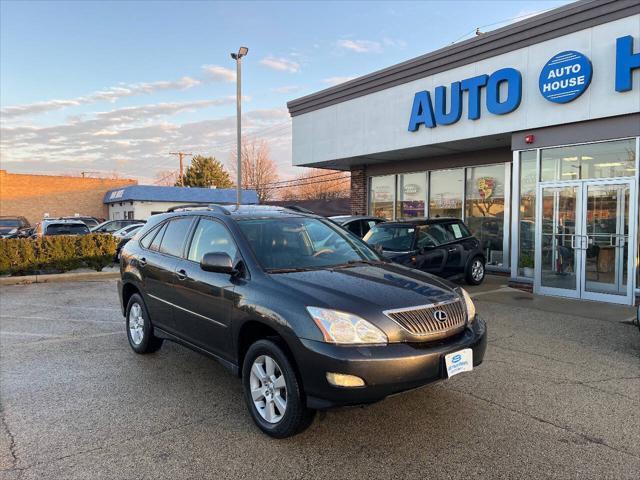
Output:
231,46,249,207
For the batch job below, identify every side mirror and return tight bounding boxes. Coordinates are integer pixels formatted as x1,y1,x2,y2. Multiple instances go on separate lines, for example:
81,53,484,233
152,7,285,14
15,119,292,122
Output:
200,252,236,274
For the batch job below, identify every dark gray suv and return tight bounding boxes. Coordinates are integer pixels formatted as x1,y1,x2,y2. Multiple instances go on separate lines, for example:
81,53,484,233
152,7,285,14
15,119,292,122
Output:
118,205,487,437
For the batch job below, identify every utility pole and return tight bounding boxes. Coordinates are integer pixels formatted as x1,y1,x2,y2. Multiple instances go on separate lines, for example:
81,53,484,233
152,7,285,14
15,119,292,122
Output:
231,46,249,206
169,152,193,186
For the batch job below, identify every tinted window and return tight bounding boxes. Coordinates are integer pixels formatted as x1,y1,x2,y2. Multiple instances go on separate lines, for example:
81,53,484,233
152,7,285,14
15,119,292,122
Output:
346,221,361,237
188,218,238,263
416,224,455,247
0,219,20,227
45,224,89,235
158,218,192,257
149,223,168,251
363,225,416,252
446,221,471,239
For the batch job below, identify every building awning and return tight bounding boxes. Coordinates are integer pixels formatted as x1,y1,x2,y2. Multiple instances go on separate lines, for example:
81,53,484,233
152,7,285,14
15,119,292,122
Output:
103,185,259,204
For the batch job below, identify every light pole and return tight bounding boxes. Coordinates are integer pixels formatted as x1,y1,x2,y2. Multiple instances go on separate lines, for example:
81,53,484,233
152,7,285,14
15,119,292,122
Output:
231,46,249,207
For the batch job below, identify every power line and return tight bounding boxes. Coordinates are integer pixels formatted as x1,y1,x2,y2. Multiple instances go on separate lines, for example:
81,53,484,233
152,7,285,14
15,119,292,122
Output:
261,170,347,187
169,152,193,186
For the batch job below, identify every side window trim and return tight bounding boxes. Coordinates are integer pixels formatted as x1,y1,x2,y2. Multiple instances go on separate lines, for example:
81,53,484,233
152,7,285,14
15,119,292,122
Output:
157,216,195,258
139,222,164,250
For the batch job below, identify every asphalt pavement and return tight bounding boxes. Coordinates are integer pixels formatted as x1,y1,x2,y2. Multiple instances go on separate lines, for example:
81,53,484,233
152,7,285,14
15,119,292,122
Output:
1,277,638,479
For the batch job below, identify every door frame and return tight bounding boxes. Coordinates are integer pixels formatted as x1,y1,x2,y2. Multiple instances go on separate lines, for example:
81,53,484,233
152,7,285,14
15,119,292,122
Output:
534,180,583,300
579,178,636,305
534,178,637,305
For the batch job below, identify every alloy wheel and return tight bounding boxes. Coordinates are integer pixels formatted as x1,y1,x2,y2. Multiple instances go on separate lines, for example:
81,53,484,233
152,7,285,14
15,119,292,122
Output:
249,355,287,424
472,260,484,282
128,303,145,345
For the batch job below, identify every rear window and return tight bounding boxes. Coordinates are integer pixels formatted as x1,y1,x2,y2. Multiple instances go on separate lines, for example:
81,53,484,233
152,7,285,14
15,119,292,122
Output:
363,225,415,252
0,219,20,227
45,223,89,235
158,217,193,257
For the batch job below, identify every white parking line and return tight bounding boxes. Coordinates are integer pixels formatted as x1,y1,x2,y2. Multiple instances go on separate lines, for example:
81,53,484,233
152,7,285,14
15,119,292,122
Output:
2,330,123,351
0,303,120,311
469,286,517,298
0,315,122,324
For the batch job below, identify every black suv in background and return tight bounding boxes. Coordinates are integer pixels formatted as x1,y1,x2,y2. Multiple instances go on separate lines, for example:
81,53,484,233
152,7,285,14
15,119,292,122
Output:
329,215,385,238
118,206,486,437
363,218,486,285
0,216,31,238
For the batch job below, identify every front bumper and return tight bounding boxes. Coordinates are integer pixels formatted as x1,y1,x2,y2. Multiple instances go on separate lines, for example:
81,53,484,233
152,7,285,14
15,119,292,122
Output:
294,316,487,409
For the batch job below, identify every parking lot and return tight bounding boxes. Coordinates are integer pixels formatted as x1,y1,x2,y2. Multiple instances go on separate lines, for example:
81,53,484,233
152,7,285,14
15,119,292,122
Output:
1,277,639,479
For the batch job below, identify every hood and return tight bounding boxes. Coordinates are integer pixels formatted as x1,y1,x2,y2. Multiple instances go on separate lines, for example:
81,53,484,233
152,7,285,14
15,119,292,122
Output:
267,262,458,313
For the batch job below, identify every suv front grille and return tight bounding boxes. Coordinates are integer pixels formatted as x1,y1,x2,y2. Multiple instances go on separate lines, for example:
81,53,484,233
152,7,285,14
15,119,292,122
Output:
384,299,467,337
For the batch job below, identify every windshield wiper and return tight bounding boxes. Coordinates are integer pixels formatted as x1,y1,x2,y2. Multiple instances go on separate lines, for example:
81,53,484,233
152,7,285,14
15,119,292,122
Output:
267,267,318,274
329,259,385,269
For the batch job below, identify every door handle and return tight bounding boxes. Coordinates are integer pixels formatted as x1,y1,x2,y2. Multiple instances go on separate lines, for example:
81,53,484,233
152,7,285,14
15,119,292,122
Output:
447,247,457,253
175,269,188,281
138,257,147,267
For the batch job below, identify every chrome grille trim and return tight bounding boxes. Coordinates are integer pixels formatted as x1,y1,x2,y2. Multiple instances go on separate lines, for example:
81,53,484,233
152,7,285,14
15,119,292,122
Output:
383,299,467,337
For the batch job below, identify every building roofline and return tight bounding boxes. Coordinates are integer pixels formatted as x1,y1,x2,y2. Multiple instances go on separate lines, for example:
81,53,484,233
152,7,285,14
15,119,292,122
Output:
287,0,639,117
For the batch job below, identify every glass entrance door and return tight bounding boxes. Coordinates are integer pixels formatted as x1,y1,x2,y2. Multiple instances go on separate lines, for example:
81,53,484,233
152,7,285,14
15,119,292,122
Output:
581,181,634,304
536,183,581,298
535,180,636,304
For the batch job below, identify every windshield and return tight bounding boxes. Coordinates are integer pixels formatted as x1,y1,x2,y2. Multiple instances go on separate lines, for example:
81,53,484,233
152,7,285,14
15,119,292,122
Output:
237,217,379,272
0,219,20,227
363,224,416,252
45,224,89,235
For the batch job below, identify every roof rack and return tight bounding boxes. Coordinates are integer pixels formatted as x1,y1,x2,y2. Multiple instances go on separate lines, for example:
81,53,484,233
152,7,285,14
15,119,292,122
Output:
166,204,231,215
284,205,315,214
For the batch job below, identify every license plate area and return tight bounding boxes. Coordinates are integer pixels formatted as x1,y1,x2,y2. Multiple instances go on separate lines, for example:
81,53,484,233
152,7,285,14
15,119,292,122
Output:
444,348,473,378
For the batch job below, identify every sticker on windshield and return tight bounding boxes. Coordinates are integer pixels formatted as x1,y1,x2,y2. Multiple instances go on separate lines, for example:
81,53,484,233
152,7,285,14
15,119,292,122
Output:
407,228,414,233
451,224,463,238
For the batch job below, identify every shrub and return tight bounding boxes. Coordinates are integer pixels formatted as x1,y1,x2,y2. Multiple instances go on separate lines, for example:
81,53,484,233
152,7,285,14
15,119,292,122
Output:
0,234,118,276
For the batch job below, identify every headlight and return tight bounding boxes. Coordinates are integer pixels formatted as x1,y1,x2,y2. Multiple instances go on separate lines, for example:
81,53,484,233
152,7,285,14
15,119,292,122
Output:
459,288,476,323
306,307,388,345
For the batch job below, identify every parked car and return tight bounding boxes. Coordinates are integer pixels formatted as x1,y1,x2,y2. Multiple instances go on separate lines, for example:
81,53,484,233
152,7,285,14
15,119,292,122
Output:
58,216,101,229
91,219,145,234
363,218,486,285
113,223,145,260
0,216,31,238
32,219,90,237
329,215,385,238
118,205,486,438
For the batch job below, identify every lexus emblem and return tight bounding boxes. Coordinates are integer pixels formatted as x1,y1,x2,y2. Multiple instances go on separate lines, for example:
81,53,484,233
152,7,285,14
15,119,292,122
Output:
433,310,448,323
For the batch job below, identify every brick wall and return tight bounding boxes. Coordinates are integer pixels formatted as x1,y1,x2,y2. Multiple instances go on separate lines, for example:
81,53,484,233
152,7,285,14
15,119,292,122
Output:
0,170,137,224
349,166,367,215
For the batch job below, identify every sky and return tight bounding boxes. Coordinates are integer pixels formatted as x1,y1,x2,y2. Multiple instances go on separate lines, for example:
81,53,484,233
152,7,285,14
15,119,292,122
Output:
0,0,572,184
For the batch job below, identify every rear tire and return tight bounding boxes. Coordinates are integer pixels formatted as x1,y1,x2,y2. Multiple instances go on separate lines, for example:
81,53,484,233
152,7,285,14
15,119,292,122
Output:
126,293,163,354
465,256,485,285
242,339,315,438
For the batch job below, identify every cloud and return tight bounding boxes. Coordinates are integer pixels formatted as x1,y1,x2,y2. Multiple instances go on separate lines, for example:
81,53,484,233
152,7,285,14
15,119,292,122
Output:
1,76,202,118
271,85,300,94
336,39,382,54
0,102,293,183
201,65,236,82
322,76,356,86
259,56,300,73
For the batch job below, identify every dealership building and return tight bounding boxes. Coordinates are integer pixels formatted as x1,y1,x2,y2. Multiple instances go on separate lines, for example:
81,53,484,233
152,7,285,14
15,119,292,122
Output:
288,0,640,305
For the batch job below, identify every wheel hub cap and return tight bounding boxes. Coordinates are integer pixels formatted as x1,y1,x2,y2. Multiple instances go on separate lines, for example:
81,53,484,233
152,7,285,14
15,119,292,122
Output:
128,303,144,345
249,355,287,424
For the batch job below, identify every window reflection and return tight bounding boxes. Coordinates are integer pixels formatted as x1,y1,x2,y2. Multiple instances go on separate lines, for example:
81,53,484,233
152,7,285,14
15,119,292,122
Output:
429,169,464,218
465,164,506,266
518,151,537,277
396,172,427,218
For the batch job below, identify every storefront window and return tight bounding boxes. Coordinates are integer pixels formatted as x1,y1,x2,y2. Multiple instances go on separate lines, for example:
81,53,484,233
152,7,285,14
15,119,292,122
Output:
396,172,427,218
465,164,506,266
540,138,636,181
518,151,537,277
369,175,395,219
429,169,464,219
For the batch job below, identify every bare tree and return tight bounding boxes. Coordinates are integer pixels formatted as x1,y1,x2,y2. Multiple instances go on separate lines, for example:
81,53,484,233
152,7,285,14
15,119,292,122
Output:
229,138,279,202
153,170,180,186
280,168,350,200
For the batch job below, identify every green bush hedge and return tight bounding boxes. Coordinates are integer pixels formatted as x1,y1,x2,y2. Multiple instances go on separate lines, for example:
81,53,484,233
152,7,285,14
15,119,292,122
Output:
0,234,119,276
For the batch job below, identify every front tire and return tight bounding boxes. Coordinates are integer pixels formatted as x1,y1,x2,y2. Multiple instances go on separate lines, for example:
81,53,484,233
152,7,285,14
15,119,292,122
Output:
242,339,315,438
465,256,486,285
126,293,163,354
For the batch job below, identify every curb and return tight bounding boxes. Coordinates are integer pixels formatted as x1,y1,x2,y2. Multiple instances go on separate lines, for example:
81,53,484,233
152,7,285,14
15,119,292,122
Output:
0,270,119,286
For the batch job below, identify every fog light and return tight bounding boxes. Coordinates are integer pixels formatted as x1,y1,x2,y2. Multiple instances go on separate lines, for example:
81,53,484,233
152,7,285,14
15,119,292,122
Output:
326,372,365,387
